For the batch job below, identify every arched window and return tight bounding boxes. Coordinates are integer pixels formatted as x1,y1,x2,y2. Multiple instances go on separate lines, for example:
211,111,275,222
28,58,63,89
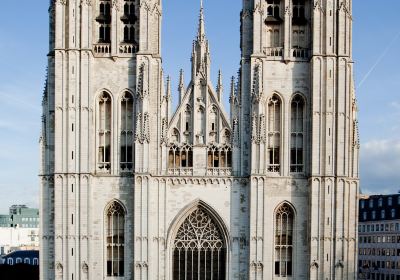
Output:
388,197,392,206
209,107,218,143
98,92,112,172
267,95,281,172
120,92,134,172
173,208,226,280
290,95,305,173
33,258,39,265
184,107,192,143
391,209,396,218
7,258,13,265
24,258,30,264
380,210,385,219
274,203,294,277
266,0,281,18
106,201,125,277
168,145,193,169
378,198,383,207
96,0,111,43
16,258,22,264
292,0,305,20
121,0,137,44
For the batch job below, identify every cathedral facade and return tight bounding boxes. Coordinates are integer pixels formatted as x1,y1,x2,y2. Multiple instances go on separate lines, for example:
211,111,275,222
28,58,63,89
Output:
40,0,360,279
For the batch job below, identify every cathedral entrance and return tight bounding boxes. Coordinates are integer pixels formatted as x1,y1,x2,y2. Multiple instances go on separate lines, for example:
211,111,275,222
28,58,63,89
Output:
172,208,227,280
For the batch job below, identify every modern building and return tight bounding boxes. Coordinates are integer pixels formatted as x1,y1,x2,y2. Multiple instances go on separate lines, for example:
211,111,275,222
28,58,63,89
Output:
0,205,40,256
1,250,39,266
358,194,400,280
0,205,39,229
40,0,360,280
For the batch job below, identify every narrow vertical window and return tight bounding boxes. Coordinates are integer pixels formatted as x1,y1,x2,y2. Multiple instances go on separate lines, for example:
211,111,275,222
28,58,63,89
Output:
121,0,137,45
120,92,134,172
267,95,281,172
96,0,111,43
275,203,294,277
290,95,305,173
106,201,125,277
209,107,218,143
98,92,112,172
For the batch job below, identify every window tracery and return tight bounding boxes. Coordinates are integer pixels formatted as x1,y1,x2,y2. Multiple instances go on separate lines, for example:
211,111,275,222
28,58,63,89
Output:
173,208,226,280
267,95,281,172
275,203,294,277
290,95,305,173
98,92,112,172
121,0,137,45
168,145,193,169
120,92,134,172
106,201,125,277
96,0,111,43
207,145,232,169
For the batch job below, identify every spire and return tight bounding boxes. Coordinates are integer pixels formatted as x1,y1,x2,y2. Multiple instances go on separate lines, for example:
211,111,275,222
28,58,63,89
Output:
166,76,172,118
178,69,185,102
230,76,235,101
197,0,205,40
216,70,223,101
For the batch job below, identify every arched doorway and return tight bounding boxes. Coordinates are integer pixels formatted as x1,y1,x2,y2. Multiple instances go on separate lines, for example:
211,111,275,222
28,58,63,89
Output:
172,207,227,280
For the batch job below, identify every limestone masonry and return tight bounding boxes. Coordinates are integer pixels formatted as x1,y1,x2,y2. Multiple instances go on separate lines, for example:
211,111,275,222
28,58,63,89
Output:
40,0,360,279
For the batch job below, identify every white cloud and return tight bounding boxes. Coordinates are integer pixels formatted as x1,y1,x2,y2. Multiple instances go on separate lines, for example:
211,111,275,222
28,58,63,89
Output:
360,139,400,194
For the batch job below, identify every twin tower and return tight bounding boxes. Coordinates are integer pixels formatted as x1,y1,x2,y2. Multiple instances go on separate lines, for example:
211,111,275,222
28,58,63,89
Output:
40,0,360,279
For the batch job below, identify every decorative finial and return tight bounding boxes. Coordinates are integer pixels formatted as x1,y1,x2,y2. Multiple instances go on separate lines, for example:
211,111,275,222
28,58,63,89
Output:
178,69,185,102
217,70,223,101
197,0,205,39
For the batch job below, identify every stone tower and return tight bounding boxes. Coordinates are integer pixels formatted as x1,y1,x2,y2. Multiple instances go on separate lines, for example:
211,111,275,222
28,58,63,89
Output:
238,0,359,279
40,0,359,279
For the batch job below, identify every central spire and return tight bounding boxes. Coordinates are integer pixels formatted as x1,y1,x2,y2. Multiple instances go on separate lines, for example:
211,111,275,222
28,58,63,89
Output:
197,0,206,40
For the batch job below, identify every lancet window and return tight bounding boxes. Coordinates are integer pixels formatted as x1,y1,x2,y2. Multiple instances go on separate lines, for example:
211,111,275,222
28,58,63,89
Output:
209,107,218,143
106,201,125,277
208,145,232,168
121,0,137,44
173,208,226,280
292,0,306,22
290,95,305,173
267,95,281,172
120,92,134,172
266,0,281,19
98,92,112,172
96,0,111,43
274,203,294,277
168,145,193,169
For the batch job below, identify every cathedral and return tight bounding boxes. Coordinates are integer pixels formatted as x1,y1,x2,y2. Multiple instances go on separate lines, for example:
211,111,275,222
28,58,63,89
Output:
40,0,360,279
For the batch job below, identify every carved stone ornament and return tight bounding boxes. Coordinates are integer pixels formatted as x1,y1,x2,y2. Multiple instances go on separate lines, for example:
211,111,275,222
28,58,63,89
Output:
82,262,89,273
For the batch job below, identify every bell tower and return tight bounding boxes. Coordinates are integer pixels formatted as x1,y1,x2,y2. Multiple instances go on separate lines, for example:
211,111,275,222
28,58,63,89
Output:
41,0,163,279
240,0,359,279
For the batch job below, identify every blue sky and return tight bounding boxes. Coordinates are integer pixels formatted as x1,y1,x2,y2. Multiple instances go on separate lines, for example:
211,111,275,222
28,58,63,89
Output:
0,0,399,213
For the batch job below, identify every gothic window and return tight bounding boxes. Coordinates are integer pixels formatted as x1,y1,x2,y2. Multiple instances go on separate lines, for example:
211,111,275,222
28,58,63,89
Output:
168,145,193,169
379,198,383,207
121,0,137,45
267,28,281,48
98,92,112,172
209,107,218,143
388,197,393,206
266,0,281,19
184,107,192,143
173,208,226,280
208,145,232,169
290,95,305,173
267,95,281,172
120,92,134,172
96,0,111,43
292,0,306,22
274,203,294,277
292,25,306,49
171,128,180,143
106,201,125,277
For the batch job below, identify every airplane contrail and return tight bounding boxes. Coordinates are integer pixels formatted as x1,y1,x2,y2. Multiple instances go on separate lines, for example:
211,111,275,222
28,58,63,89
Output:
358,30,400,89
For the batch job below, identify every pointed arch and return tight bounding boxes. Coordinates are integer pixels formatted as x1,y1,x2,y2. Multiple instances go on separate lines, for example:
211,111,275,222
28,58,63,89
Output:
104,200,126,277
274,201,296,277
120,90,135,172
97,90,113,173
167,200,230,280
290,93,305,173
266,93,282,173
